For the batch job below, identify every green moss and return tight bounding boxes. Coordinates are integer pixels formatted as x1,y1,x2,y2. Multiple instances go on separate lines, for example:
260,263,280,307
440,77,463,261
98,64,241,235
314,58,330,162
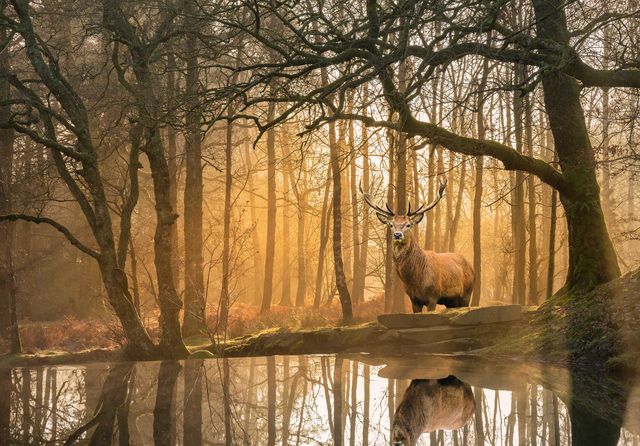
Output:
0,348,119,368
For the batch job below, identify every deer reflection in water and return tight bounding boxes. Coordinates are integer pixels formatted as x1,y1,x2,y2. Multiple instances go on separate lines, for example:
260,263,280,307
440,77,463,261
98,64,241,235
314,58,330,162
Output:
392,376,475,446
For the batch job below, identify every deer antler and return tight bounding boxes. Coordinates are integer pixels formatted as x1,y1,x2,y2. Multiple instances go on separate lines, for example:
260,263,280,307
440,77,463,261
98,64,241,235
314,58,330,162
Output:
408,178,447,217
359,177,394,217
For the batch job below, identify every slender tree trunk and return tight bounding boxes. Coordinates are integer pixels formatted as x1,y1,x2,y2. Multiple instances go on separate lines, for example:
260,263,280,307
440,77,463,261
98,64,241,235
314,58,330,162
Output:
314,170,331,308
261,101,277,313
166,53,180,284
393,128,408,312
329,117,354,322
601,27,613,225
355,118,370,304
280,140,292,307
525,95,539,304
424,146,436,249
293,169,307,307
547,185,558,299
434,148,444,251
448,159,466,252
182,7,206,336
512,69,527,305
0,31,21,353
349,119,362,304
385,132,396,312
219,117,233,332
244,140,264,305
471,58,489,307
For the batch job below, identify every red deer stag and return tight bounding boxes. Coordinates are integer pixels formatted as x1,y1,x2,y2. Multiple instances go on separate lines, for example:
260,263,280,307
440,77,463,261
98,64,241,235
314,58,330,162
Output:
362,179,474,312
392,376,475,446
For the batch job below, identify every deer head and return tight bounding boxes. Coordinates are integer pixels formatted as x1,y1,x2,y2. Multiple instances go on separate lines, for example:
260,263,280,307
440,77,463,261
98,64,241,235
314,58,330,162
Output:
361,178,447,245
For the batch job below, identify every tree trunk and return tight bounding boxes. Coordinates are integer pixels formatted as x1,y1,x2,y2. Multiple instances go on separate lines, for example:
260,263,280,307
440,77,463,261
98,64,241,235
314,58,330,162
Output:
314,169,331,308
471,58,489,307
293,168,307,307
0,30,21,353
385,131,396,312
532,0,620,290
261,101,277,313
525,95,539,304
424,146,436,249
512,70,527,305
280,140,292,307
349,119,362,304
243,140,264,305
219,117,233,332
393,127,408,313
448,159,466,252
355,115,370,304
434,148,444,251
471,155,483,307
166,53,180,284
182,8,206,336
329,117,354,323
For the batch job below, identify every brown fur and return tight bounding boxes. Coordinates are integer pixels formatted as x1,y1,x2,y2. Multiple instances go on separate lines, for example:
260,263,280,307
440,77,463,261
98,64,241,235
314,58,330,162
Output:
392,377,475,446
391,216,474,312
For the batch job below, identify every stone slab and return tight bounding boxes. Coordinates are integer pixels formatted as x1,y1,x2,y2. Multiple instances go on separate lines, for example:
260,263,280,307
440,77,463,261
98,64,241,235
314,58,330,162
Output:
451,304,522,325
377,313,451,329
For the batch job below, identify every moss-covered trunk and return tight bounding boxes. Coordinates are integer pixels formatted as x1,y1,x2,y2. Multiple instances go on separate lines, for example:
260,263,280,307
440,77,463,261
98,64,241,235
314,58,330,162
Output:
532,0,620,292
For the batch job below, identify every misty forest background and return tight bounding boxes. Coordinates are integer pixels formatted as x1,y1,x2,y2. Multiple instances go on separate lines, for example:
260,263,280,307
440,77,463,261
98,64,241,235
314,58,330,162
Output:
1,0,639,357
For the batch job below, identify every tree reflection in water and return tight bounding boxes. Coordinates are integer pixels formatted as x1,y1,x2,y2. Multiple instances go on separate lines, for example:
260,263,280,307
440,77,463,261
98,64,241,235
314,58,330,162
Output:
0,355,638,445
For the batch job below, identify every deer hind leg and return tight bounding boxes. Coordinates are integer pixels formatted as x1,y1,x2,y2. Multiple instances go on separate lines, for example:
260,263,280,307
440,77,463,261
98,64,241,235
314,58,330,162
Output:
426,300,437,312
438,296,467,308
410,297,423,314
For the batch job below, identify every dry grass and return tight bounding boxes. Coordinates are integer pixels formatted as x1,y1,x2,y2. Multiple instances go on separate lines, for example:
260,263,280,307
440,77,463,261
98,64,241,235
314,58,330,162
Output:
216,294,386,339
0,316,123,355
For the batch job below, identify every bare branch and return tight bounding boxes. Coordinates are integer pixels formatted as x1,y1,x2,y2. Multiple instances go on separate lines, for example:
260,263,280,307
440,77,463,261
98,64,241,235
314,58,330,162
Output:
0,214,100,259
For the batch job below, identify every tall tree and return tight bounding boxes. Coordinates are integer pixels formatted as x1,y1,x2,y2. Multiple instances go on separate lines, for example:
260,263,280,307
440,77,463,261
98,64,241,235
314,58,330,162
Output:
512,66,528,305
1,0,156,356
0,20,21,353
261,101,277,313
182,0,207,336
103,0,188,356
219,114,234,332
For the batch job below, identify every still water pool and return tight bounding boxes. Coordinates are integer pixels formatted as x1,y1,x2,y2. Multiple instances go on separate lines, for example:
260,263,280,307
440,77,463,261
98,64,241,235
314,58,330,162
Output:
0,354,639,445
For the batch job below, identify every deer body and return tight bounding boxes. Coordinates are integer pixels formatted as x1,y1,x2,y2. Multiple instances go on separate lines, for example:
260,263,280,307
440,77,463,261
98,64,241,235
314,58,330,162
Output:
393,234,474,312
362,178,474,312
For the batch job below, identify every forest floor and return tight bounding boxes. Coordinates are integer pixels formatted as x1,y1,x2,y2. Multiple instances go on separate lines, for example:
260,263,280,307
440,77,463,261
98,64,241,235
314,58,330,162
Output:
2,272,640,372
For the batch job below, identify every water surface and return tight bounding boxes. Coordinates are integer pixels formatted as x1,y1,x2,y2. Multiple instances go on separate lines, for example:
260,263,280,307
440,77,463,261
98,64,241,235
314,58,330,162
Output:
1,354,639,445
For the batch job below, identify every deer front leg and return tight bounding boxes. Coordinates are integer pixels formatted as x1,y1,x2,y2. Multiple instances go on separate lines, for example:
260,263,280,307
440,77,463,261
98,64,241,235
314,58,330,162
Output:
426,299,437,312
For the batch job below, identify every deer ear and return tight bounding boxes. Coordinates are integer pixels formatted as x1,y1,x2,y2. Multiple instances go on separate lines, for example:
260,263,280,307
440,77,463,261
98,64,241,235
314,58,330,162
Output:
410,213,424,225
376,212,390,225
